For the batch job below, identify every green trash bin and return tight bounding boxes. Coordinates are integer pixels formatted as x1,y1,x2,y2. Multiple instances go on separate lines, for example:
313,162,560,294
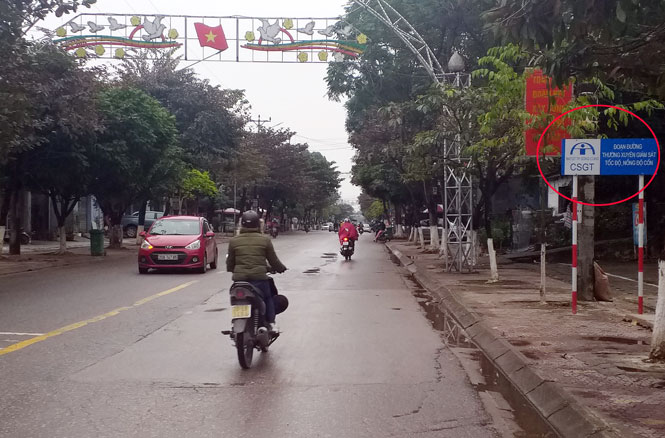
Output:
90,229,105,256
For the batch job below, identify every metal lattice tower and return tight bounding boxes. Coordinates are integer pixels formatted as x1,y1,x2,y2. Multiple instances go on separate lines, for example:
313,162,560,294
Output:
442,128,474,272
351,0,445,83
353,0,474,272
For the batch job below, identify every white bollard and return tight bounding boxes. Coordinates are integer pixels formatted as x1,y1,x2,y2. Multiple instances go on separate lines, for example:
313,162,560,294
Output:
650,260,665,361
488,238,499,282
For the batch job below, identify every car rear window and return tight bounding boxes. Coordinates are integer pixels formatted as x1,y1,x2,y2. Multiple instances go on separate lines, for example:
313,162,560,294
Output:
149,220,200,235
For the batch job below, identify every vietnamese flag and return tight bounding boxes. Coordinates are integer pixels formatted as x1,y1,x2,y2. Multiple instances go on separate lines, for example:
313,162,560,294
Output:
194,23,228,52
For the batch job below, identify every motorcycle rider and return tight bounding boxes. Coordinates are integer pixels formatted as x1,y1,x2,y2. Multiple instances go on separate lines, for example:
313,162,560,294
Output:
338,217,359,249
227,210,287,332
268,217,279,237
374,219,387,241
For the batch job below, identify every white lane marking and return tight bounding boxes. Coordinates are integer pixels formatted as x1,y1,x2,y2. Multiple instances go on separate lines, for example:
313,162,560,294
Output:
0,332,45,336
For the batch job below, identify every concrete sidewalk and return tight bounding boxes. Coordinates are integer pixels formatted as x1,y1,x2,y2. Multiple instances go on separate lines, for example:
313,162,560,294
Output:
1,239,90,255
387,241,665,438
0,234,232,277
0,243,127,277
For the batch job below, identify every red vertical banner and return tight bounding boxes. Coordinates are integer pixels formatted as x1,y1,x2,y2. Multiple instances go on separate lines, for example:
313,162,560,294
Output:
525,69,573,156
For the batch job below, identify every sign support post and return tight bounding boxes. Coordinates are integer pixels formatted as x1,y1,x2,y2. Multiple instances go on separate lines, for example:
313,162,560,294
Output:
572,175,578,314
562,138,657,314
638,174,645,314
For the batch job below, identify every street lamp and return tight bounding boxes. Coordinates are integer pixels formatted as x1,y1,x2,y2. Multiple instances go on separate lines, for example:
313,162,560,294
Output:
447,51,465,73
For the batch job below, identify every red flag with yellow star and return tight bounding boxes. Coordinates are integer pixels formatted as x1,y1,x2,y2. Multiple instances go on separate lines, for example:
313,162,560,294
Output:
194,23,228,51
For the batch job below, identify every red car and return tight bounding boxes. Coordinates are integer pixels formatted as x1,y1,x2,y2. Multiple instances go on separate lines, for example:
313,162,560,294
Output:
138,215,218,274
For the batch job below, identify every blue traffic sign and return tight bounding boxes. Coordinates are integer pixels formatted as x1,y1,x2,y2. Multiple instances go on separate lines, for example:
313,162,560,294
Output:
561,138,658,175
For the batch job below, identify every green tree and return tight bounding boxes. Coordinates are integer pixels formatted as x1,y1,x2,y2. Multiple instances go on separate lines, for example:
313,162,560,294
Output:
365,200,385,221
177,169,219,215
297,152,342,225
328,1,496,237
484,0,665,98
358,192,377,218
90,87,181,248
115,54,247,179
22,45,101,253
1,1,96,254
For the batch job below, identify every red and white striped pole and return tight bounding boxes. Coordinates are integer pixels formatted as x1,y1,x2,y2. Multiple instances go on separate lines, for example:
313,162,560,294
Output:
572,175,578,315
638,174,645,314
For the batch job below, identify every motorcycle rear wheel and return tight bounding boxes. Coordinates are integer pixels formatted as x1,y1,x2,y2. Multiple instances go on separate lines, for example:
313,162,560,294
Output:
236,331,254,369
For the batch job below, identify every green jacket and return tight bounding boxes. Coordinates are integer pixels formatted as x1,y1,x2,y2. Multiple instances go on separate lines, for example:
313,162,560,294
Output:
226,228,287,281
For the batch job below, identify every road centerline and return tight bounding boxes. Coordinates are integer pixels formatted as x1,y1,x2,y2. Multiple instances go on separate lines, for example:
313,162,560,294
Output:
0,280,198,357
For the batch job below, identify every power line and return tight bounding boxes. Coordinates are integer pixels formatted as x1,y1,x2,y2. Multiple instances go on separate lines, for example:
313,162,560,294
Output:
293,134,349,144
311,146,354,151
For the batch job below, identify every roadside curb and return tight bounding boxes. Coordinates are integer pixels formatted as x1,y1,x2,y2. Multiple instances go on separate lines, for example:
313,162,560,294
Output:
386,242,628,438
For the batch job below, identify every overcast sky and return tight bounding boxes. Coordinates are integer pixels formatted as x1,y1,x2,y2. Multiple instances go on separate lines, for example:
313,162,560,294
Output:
41,0,360,206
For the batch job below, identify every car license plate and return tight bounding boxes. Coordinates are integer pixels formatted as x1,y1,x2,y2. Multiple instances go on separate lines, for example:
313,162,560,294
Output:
343,241,349,246
158,254,178,261
231,305,251,319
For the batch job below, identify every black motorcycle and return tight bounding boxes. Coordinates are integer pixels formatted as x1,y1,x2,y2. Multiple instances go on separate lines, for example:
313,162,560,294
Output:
222,274,288,369
375,228,391,243
340,237,354,261
3,229,31,245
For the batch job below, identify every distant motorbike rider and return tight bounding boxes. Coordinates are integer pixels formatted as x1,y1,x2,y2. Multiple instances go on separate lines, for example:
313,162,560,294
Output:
338,218,359,248
227,210,287,331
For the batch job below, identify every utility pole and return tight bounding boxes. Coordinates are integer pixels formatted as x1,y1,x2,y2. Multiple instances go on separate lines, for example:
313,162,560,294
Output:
249,115,271,130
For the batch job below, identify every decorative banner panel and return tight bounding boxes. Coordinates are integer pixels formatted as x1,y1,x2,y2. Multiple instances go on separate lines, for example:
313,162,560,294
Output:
524,69,573,156
53,13,367,63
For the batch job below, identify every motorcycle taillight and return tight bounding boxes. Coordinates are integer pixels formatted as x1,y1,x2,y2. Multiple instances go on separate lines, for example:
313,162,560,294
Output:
235,290,245,298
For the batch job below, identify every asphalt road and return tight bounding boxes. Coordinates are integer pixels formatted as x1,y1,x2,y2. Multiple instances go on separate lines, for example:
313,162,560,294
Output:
0,231,499,438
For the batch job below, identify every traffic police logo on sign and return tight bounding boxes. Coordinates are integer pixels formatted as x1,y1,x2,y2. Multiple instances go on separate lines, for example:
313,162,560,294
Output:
563,139,601,175
570,142,595,156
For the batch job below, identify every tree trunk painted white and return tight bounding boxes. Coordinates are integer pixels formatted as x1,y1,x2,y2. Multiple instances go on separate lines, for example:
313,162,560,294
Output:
0,225,4,255
135,225,145,245
408,227,414,242
395,224,405,238
428,225,440,250
539,243,547,303
439,228,448,259
488,238,499,283
58,226,67,254
418,227,425,249
650,260,665,361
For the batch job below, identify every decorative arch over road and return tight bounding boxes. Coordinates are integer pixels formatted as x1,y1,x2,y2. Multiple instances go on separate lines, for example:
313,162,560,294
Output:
52,13,367,63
